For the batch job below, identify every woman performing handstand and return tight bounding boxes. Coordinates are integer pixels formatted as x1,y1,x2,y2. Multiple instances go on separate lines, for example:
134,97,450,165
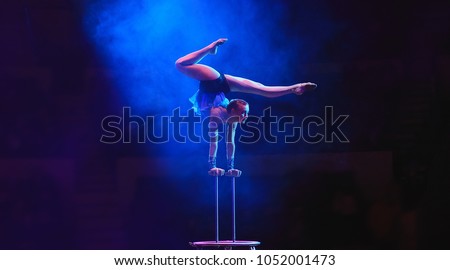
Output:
175,38,317,177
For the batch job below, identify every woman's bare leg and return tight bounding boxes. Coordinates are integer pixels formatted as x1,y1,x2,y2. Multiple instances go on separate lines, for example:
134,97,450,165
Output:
175,38,228,81
225,74,317,98
176,38,317,96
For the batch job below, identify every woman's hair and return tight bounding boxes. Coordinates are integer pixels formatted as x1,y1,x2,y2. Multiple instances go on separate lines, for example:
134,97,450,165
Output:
226,99,248,113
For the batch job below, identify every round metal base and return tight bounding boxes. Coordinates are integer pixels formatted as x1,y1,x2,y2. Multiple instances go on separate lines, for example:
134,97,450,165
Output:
190,240,261,250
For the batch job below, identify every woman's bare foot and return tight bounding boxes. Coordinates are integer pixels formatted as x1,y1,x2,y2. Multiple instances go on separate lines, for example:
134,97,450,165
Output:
209,38,228,55
292,82,317,95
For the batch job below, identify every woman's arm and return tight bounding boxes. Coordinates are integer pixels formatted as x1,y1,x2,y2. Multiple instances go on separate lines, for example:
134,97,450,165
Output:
226,122,237,163
225,122,242,177
208,121,219,168
207,116,225,176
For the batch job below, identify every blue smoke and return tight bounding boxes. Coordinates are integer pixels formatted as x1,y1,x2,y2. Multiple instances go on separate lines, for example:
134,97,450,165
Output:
81,0,340,212
82,0,309,114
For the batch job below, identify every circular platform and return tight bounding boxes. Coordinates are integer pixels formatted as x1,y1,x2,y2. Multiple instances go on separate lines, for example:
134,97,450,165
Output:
190,240,261,250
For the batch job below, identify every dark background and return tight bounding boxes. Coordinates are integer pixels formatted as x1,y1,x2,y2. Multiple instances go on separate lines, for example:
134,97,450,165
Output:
1,0,449,249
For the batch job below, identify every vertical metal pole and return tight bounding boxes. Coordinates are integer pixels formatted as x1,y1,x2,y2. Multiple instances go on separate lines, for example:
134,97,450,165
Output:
231,176,236,242
215,175,219,243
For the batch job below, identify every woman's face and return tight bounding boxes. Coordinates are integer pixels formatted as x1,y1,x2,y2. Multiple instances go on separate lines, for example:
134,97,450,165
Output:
231,103,249,123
